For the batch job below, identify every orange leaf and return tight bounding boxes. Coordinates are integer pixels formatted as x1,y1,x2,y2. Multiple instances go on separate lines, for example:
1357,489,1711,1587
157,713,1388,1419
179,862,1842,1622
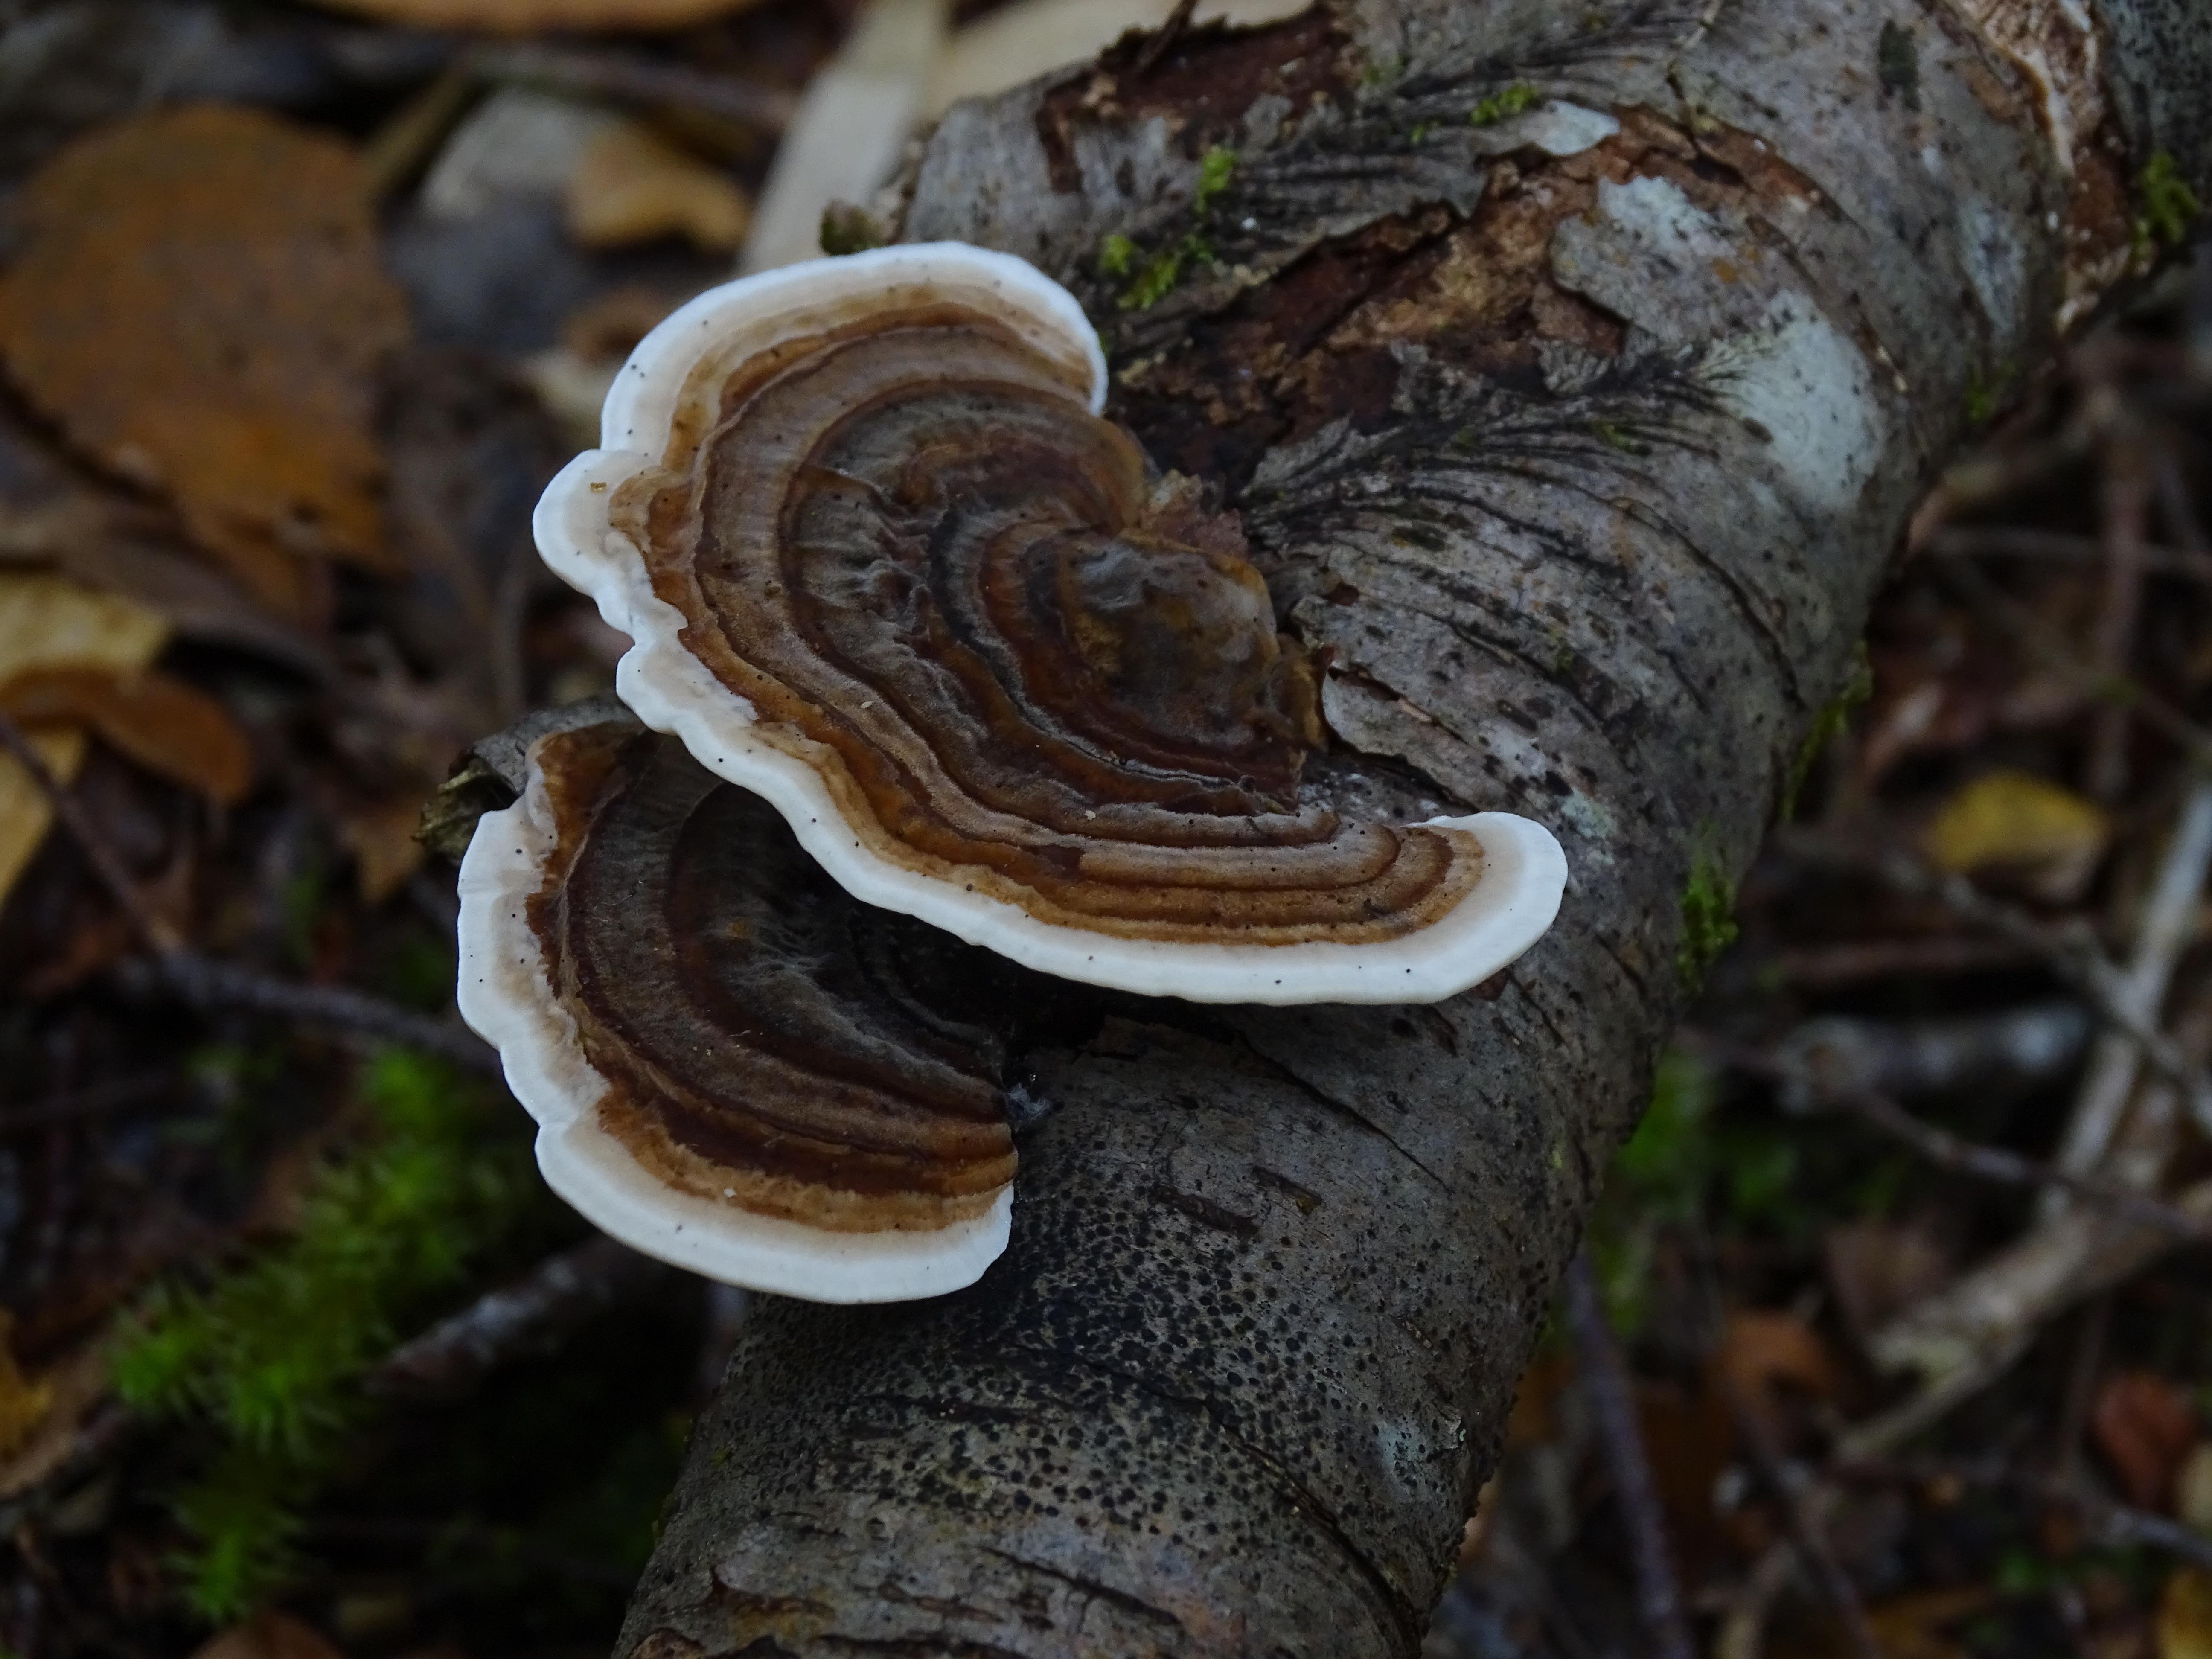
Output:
0,106,408,620
0,667,252,806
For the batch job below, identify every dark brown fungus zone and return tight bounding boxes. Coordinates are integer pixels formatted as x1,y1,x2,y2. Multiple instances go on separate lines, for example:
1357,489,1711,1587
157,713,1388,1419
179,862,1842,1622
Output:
534,244,1565,1005
457,716,1066,1300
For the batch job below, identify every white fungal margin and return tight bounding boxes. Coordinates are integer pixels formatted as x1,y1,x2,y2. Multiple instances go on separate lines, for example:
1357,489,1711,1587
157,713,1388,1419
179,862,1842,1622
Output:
534,242,1569,1006
454,757,1012,1303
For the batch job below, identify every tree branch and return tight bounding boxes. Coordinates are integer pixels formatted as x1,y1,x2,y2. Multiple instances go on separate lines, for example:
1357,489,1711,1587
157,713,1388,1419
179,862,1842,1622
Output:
613,2,2212,1653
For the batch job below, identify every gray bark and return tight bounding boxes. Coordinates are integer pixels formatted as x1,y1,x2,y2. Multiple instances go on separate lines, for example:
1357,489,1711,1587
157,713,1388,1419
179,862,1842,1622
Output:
617,2,2212,1653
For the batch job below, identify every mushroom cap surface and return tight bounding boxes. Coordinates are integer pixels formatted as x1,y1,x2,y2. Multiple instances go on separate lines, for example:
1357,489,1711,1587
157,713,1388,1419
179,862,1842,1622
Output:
456,719,1027,1300
535,242,1566,1004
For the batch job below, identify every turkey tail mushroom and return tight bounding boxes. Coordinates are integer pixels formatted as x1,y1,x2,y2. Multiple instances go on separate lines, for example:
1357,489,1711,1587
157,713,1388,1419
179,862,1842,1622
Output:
534,243,1567,1005
457,718,1039,1301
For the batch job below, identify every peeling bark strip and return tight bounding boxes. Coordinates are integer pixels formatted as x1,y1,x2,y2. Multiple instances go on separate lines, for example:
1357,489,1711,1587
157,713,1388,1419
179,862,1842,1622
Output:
620,2,2211,1654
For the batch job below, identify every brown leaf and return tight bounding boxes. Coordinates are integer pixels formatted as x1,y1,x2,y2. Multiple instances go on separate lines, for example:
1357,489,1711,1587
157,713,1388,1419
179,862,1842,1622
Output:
189,1612,345,1659
339,792,431,905
0,1312,54,1463
0,667,252,806
1825,1218,1955,1343
1710,1308,1839,1446
0,105,409,620
2093,1370,2200,1511
567,123,751,253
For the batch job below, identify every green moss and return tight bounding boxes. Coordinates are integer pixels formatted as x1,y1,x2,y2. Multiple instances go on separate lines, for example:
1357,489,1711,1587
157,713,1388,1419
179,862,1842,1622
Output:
1676,844,1740,991
1097,233,1137,278
817,202,886,257
1193,146,1236,215
1115,233,1216,311
2133,151,2202,255
1468,82,1540,126
115,1052,539,1621
1780,640,1873,819
1591,419,1641,454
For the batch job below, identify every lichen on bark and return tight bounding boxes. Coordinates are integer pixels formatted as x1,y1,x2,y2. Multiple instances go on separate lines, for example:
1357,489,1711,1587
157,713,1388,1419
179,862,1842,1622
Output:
612,2,2212,1654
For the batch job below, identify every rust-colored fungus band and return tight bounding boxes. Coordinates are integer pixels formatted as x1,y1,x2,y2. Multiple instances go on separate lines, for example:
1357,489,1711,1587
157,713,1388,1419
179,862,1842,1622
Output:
533,247,1562,1003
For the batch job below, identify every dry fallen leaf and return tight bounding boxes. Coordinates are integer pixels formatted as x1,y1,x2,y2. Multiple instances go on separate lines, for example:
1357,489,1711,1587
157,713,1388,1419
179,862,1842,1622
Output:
0,1313,54,1463
339,792,431,906
568,122,751,253
0,105,409,619
1825,1218,1955,1344
1925,767,2110,898
2177,1441,2212,1532
0,667,252,806
190,1611,346,1659
0,573,169,906
2162,1568,2212,1659
0,1337,110,1502
303,0,767,35
1859,1584,1999,1659
1711,1307,1839,1444
2093,1370,2200,1511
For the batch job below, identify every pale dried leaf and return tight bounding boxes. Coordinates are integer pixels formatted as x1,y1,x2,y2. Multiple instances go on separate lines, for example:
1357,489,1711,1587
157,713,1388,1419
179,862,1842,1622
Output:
0,573,168,904
1925,767,2110,893
0,105,408,618
0,1338,111,1502
2161,1568,2212,1659
567,122,751,252
2177,1441,2212,1532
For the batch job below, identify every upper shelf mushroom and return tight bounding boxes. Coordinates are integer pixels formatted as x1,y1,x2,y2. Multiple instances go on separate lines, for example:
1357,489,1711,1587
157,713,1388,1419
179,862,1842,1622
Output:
457,715,1035,1301
534,242,1566,1004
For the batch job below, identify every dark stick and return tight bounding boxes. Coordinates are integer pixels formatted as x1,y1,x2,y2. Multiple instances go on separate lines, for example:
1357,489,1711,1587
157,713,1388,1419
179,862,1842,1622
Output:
368,1234,672,1402
1715,1378,1884,1659
1832,1456,2212,1573
1696,1035,2212,1242
0,710,499,1076
470,44,797,132
1560,1249,1697,1659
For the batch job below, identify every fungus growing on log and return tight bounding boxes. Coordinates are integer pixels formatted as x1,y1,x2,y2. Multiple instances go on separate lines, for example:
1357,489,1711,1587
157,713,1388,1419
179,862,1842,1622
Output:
457,716,1040,1301
535,243,1566,1003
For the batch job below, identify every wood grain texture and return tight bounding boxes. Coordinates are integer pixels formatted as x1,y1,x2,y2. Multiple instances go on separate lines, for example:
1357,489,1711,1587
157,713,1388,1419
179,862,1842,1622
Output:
612,0,2212,1651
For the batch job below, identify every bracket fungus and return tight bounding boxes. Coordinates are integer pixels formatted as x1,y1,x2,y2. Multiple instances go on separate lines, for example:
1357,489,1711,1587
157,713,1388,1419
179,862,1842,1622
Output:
534,243,1566,1004
457,714,1051,1301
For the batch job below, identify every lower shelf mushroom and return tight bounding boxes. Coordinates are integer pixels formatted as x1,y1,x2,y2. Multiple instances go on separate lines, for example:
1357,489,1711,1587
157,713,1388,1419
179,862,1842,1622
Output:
457,717,1042,1301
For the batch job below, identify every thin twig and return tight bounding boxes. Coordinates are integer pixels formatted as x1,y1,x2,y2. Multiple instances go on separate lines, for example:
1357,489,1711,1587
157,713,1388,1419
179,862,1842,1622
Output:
1560,1250,1697,1659
0,710,498,1076
1832,1456,2212,1573
1696,1036,2212,1242
369,1234,671,1403
469,43,796,132
1924,524,2212,584
1934,555,2212,775
0,1072,174,1136
2087,429,2152,799
2045,778,2212,1205
1803,834,2212,1134
1714,1379,1883,1659
1132,0,1200,75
